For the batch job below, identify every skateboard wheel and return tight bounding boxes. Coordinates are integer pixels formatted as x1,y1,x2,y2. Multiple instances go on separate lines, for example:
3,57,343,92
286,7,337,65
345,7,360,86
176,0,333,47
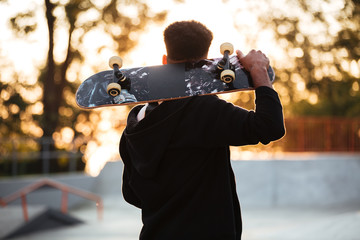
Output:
109,56,123,69
220,42,234,55
220,69,235,83
107,82,121,96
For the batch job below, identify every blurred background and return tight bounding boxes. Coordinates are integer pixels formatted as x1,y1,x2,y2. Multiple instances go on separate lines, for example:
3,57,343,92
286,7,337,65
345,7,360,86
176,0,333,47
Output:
0,0,360,239
0,0,359,177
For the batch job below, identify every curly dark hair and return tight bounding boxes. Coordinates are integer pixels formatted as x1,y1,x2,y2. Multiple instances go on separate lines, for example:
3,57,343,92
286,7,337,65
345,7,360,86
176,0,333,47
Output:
164,20,213,61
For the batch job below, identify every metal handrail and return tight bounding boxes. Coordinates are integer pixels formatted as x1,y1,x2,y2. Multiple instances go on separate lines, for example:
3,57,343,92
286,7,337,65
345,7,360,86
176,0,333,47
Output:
0,178,103,221
0,136,90,176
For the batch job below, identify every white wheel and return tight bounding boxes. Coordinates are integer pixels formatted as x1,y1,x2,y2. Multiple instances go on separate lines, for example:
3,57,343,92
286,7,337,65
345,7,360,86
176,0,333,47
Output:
107,83,121,96
220,69,235,83
109,56,123,69
220,42,234,55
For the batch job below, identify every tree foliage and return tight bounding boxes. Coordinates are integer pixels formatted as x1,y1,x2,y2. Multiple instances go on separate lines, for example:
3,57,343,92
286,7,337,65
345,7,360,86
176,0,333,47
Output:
1,0,169,143
236,0,360,117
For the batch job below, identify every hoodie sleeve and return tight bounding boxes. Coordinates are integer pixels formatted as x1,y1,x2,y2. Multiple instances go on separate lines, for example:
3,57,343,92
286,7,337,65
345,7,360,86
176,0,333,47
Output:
169,87,285,148
217,86,285,146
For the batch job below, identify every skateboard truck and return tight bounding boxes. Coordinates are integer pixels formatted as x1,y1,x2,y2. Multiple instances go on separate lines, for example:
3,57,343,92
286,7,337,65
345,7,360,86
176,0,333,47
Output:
217,43,235,83
107,56,127,97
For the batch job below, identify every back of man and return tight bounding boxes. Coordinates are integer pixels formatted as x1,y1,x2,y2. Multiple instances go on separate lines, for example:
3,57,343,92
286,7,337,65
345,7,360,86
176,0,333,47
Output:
120,21,285,240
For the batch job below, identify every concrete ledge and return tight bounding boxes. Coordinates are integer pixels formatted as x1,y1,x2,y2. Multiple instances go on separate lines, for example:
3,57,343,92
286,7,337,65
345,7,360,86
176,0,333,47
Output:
93,154,360,207
1,154,359,209
232,155,360,207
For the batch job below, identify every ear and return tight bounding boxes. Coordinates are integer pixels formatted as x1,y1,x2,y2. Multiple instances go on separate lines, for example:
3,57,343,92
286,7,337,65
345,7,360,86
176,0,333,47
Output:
162,55,167,65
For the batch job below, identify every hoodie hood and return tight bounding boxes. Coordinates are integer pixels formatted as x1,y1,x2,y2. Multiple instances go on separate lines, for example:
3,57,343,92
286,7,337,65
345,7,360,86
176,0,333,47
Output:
120,98,194,178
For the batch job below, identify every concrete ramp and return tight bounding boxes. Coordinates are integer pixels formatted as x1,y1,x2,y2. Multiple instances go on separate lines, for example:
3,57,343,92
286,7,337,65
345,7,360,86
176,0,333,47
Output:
2,207,83,239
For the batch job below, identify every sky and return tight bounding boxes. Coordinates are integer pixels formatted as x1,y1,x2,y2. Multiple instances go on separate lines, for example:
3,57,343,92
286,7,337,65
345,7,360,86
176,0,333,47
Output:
0,0,275,74
1,0,352,76
130,0,247,65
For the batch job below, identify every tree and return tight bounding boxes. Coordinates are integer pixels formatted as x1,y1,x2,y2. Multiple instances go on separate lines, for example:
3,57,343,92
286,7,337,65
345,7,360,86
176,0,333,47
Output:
235,0,360,117
42,0,168,138
2,0,169,142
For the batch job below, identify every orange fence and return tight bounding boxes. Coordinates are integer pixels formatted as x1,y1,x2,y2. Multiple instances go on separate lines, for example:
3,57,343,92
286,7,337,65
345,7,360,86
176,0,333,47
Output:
274,117,360,152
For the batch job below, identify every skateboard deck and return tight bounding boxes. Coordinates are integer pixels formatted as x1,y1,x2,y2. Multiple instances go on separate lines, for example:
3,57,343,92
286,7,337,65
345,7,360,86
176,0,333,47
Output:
76,46,275,109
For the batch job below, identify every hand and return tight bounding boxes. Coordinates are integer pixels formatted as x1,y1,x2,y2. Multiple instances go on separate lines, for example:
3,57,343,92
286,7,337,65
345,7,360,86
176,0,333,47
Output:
236,50,273,89
236,49,269,72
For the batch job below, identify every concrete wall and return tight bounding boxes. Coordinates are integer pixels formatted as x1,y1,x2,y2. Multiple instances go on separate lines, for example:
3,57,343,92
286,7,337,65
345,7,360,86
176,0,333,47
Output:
92,161,123,196
1,154,359,209
232,155,360,207
94,155,360,207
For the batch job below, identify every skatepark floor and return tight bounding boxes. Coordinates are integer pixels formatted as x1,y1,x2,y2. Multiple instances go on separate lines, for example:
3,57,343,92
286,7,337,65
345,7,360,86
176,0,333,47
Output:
3,195,360,240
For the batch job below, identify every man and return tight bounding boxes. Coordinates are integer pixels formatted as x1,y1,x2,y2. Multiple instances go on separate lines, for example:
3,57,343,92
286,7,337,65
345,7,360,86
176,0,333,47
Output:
120,20,285,240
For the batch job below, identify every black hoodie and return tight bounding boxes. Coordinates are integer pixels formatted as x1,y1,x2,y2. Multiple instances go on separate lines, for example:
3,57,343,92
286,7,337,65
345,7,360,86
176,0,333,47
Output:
120,86,285,240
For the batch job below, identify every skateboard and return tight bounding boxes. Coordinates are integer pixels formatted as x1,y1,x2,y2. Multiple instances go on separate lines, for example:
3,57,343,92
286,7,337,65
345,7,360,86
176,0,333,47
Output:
76,43,275,109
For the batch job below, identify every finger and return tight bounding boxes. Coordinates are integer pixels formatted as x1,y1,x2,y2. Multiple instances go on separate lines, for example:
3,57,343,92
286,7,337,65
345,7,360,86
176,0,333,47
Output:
236,50,245,59
258,50,267,58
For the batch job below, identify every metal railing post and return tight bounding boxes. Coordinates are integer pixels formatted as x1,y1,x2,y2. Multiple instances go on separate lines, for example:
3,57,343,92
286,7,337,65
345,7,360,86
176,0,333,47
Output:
61,190,68,214
21,193,29,222
69,139,77,172
41,137,51,174
11,139,17,177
